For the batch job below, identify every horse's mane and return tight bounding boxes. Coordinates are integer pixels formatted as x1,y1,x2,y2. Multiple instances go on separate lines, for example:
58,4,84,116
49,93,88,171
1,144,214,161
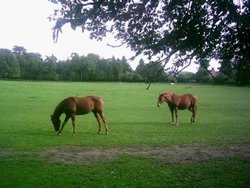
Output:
52,97,72,117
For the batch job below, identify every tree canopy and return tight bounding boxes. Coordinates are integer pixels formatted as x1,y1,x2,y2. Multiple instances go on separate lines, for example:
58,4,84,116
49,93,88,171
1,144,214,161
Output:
49,0,250,85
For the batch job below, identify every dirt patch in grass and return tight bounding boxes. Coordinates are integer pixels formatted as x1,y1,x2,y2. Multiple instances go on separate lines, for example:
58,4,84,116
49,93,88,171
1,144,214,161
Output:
1,143,249,164
38,143,250,164
0,149,13,157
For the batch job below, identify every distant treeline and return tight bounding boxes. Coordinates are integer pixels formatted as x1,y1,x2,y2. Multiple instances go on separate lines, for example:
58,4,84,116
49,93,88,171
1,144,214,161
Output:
1,47,232,84
0,48,178,82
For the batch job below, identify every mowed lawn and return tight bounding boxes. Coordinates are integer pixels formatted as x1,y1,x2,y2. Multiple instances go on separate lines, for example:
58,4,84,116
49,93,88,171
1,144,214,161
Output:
0,81,249,187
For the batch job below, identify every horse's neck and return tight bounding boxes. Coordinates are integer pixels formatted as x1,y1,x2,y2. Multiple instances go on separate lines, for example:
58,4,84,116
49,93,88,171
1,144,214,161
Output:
52,106,63,119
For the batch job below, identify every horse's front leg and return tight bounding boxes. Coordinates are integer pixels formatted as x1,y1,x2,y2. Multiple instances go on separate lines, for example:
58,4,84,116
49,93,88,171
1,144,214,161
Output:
71,114,76,136
58,115,70,135
175,107,179,125
170,108,175,124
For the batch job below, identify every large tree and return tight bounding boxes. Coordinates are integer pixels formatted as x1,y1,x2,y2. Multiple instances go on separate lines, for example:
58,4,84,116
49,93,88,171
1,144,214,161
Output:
49,0,250,85
0,49,20,79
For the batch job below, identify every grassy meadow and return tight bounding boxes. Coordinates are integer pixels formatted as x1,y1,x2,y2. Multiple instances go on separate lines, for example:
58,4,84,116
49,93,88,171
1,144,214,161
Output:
0,81,249,187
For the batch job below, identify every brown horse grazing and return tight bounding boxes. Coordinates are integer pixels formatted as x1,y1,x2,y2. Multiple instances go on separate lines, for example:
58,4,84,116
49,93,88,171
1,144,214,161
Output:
51,95,108,135
157,92,198,125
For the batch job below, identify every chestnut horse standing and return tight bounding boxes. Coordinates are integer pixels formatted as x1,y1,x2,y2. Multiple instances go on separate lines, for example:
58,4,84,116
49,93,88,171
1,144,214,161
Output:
157,92,198,125
51,95,108,135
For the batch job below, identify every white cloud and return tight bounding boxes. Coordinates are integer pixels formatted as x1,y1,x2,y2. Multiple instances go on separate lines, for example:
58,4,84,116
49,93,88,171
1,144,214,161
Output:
0,0,141,69
0,0,204,72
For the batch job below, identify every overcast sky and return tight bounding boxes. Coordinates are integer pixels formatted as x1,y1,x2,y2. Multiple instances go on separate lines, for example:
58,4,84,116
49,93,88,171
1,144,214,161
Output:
0,0,219,72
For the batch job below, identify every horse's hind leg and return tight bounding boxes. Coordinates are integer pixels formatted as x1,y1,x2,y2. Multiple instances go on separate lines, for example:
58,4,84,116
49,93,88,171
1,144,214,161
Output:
93,112,102,134
188,107,195,124
191,104,197,124
98,112,108,134
191,113,194,124
192,106,197,124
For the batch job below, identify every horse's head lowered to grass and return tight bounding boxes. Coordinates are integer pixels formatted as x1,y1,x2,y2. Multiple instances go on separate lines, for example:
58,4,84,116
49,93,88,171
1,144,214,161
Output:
51,115,61,132
50,96,108,136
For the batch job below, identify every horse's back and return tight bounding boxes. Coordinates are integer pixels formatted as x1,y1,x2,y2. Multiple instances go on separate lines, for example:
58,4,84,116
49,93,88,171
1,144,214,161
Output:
76,95,104,113
174,93,197,109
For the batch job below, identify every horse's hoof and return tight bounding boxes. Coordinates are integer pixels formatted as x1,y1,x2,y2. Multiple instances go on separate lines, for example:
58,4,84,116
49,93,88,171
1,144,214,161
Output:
57,133,61,136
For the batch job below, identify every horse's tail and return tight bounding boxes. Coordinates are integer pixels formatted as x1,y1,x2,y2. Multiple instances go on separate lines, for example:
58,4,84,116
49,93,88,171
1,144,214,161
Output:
191,95,198,113
93,96,105,110
98,96,104,105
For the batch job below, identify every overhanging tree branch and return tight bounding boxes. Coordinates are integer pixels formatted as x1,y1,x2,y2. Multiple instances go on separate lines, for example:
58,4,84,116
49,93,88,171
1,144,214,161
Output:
49,0,250,85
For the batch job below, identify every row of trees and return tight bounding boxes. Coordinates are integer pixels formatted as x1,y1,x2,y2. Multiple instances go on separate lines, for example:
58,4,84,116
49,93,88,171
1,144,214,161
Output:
0,46,232,84
0,46,158,82
0,47,135,81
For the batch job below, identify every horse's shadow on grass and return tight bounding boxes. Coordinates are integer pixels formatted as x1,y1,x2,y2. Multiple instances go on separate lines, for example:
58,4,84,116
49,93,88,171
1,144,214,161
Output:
109,121,168,126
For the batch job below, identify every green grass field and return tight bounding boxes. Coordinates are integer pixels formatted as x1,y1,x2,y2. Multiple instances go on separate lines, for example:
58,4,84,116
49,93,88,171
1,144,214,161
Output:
0,81,249,187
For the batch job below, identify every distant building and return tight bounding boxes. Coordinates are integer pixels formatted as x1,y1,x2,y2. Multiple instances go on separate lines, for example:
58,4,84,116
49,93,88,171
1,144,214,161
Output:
210,68,220,78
